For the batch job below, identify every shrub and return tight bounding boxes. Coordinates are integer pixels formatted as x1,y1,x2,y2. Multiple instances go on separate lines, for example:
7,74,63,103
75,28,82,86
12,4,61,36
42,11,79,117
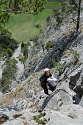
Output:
21,43,28,59
19,56,25,63
2,84,9,93
21,42,25,48
33,113,47,124
13,86,23,96
0,58,18,92
35,24,41,28
51,59,64,75
30,35,39,41
45,40,55,51
70,50,79,64
46,16,50,22
7,48,13,57
0,26,18,57
0,51,7,57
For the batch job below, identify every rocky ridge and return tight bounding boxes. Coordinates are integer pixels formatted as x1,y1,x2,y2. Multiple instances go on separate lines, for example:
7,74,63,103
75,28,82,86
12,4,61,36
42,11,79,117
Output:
0,30,83,125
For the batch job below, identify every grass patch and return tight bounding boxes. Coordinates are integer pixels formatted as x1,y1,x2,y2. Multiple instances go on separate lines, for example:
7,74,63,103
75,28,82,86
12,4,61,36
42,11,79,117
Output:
45,2,61,7
33,113,47,124
13,86,24,96
6,9,53,43
0,5,5,10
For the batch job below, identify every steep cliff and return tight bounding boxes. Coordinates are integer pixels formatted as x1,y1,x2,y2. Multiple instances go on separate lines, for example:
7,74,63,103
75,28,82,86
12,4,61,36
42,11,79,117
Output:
0,3,83,125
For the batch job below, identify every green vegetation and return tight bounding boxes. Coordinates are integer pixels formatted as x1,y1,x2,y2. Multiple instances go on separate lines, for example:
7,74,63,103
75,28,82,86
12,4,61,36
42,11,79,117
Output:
33,113,47,124
19,42,29,68
21,42,28,59
46,16,51,23
0,58,18,92
0,1,61,44
0,12,10,26
54,0,82,31
70,49,79,64
51,59,64,75
0,0,46,56
45,2,61,7
13,86,24,96
0,26,18,57
5,9,53,42
0,0,45,14
4,1,62,43
45,40,55,51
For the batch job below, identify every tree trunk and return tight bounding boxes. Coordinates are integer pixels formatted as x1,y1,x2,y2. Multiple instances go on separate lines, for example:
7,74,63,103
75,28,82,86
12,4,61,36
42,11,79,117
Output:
76,0,81,32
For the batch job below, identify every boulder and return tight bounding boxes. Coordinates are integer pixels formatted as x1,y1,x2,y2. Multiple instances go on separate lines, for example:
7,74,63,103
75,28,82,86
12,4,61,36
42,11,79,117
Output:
69,70,81,88
69,66,83,95
45,104,83,125
39,81,73,111
73,69,83,95
27,89,34,98
43,103,83,125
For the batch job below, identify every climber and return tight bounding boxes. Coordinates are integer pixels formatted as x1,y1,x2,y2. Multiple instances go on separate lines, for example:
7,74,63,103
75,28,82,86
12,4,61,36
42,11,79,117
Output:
39,68,58,95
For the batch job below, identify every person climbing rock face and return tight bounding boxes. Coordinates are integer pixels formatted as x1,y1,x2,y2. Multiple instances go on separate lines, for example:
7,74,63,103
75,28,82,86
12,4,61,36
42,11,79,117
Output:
39,68,58,95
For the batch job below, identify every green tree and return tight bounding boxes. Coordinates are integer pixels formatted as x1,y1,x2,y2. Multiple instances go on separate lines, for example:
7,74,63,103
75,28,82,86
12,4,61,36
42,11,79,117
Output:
0,0,45,13
7,48,13,57
0,0,45,26
54,0,82,31
0,0,45,57
0,25,18,57
21,43,28,59
0,58,18,92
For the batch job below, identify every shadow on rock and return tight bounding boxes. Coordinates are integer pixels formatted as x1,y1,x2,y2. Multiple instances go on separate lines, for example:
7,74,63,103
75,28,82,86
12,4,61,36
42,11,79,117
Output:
0,106,19,112
41,89,60,111
73,94,82,104
40,88,73,112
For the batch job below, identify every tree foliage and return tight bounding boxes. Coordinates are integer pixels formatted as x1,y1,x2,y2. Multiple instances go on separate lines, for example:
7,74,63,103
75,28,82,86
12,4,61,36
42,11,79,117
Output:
0,0,45,57
45,40,55,51
0,25,18,57
21,42,28,59
0,58,18,92
0,0,45,27
54,0,82,31
0,0,45,14
0,0,46,92
51,59,64,76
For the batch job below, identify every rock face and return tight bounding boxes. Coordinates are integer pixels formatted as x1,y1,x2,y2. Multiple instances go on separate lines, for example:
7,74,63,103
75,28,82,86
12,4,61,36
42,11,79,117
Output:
35,31,79,72
0,60,5,78
69,65,83,95
45,104,83,125
38,81,73,112
1,41,83,125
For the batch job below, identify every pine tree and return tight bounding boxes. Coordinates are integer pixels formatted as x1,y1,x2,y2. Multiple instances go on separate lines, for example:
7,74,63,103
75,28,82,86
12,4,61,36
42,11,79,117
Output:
54,0,82,31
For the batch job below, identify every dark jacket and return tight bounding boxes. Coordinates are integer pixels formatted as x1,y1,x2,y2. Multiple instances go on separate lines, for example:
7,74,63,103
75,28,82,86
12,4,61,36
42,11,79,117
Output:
39,73,52,87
